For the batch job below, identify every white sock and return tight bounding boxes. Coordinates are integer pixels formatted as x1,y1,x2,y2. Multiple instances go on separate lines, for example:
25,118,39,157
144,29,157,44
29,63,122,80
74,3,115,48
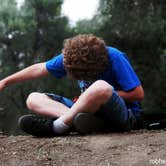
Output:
53,118,69,134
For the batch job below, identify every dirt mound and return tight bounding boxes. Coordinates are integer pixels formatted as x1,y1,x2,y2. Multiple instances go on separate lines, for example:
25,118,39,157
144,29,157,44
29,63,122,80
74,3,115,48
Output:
0,130,166,166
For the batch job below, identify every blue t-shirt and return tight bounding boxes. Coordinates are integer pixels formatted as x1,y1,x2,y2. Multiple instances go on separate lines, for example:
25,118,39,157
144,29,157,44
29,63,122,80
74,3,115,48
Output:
46,47,141,116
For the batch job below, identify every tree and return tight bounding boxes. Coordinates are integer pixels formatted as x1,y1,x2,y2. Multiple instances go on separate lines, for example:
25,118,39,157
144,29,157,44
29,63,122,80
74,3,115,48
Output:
0,0,73,134
97,0,166,114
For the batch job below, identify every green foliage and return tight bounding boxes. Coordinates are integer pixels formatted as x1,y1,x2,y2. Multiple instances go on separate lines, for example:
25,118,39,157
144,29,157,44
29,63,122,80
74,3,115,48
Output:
71,0,166,114
97,0,166,113
73,15,102,35
0,0,165,134
0,0,73,135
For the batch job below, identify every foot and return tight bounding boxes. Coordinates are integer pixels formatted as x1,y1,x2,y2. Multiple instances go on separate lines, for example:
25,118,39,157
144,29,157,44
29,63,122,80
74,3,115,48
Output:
18,114,58,137
73,113,106,134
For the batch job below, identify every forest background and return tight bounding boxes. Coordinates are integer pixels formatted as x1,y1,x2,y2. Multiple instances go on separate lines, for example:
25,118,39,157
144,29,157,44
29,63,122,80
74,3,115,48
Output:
0,0,165,135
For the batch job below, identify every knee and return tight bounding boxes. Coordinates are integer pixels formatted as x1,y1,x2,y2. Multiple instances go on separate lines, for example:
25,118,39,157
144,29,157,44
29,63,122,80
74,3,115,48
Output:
90,80,113,100
26,92,42,110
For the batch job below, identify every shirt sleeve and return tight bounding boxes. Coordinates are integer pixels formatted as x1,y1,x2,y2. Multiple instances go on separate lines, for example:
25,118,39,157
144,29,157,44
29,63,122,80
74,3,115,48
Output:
112,53,141,91
45,54,67,78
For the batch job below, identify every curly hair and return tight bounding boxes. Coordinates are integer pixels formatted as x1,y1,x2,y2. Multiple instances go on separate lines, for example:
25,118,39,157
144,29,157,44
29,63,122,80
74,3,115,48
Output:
63,34,109,80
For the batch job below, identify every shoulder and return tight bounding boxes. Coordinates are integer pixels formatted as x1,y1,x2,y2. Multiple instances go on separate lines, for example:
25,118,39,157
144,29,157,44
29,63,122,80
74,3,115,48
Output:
46,53,64,65
45,53,66,78
46,53,65,70
106,46,127,62
51,53,64,61
106,46,123,55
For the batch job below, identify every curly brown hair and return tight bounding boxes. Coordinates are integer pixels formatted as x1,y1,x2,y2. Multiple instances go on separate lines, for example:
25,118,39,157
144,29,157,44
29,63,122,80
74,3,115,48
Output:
63,34,109,80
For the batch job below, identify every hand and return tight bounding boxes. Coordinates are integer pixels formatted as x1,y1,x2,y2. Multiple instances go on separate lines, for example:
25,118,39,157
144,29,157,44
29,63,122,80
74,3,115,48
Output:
0,79,7,91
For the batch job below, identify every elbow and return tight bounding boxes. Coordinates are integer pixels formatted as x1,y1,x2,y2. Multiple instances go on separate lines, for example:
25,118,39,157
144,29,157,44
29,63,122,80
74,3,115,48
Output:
136,86,144,101
137,91,144,101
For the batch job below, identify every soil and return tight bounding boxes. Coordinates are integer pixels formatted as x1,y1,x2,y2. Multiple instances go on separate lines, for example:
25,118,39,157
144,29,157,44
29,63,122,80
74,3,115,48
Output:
0,130,166,166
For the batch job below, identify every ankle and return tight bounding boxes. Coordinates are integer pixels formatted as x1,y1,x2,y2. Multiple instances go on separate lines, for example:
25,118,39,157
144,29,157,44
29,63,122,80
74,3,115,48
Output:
53,118,70,134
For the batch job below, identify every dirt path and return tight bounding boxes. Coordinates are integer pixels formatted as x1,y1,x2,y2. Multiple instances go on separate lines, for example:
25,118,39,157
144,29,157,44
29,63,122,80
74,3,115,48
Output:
0,130,166,166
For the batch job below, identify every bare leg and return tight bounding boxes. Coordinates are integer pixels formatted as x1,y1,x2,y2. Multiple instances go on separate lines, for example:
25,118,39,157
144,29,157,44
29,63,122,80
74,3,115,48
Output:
24,80,113,135
60,80,113,125
26,92,69,117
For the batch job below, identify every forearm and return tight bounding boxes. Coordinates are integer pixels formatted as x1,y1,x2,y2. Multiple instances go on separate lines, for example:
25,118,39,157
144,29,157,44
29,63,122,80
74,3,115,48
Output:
117,90,136,102
2,63,48,87
117,86,144,102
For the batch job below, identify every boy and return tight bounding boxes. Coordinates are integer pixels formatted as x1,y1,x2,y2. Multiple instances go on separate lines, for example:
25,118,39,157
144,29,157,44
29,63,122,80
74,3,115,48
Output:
0,34,144,137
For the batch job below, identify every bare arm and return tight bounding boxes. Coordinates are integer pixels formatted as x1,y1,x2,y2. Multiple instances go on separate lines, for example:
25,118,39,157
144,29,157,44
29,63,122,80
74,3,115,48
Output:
0,62,49,91
117,85,144,102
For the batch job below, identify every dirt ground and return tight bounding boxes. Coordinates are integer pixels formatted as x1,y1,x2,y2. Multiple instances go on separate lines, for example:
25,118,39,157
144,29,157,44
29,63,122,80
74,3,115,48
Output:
0,130,166,166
